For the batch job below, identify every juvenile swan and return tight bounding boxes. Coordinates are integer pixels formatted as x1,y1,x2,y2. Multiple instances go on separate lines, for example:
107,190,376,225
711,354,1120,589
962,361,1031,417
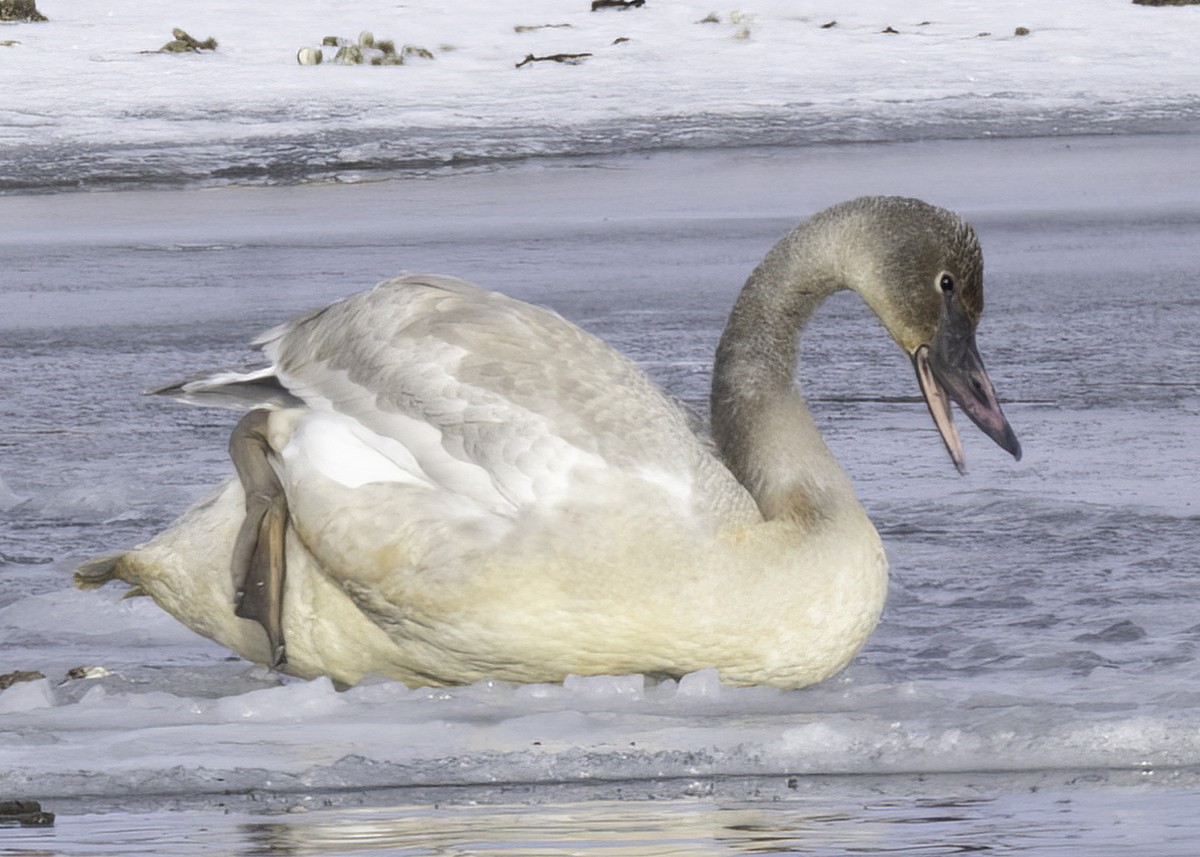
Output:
77,197,1021,689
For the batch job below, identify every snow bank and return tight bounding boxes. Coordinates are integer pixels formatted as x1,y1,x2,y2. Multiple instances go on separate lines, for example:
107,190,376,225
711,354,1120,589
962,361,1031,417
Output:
3,0,1200,189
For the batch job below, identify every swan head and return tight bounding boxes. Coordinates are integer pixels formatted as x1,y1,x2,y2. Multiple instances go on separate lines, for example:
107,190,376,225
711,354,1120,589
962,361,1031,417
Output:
840,196,1021,473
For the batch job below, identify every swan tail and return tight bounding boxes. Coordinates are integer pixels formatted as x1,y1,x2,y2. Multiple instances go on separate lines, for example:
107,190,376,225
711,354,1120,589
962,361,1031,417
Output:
73,551,137,590
149,366,301,411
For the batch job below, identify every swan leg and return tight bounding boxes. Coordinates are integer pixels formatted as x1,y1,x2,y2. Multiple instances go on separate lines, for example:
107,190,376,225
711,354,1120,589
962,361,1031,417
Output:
229,409,288,668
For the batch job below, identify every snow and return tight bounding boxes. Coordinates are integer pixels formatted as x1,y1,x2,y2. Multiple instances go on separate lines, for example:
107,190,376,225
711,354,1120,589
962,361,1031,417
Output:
3,0,1200,190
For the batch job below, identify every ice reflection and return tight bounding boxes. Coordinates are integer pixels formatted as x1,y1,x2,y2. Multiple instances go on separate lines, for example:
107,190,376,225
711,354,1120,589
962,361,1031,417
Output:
209,784,1188,857
232,799,998,857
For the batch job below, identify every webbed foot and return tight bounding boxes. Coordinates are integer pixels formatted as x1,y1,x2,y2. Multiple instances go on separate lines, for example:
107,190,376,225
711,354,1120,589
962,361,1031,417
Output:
229,409,288,668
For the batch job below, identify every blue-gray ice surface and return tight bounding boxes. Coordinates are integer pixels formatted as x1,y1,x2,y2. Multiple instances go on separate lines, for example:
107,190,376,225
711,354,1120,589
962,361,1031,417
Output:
2,137,1200,813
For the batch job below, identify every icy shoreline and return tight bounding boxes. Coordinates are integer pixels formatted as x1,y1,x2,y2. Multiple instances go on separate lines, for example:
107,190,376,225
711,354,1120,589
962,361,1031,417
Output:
7,102,1200,194
8,665,1200,805
32,766,1200,818
8,771,1196,857
4,0,1200,192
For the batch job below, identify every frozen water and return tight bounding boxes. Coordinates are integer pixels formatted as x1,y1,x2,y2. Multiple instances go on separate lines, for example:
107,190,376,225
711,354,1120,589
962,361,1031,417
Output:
0,776,1194,856
3,137,1200,851
3,0,1200,851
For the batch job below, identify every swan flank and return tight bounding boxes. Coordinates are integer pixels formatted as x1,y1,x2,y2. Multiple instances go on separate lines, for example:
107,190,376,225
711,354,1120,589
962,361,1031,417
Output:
76,196,1021,690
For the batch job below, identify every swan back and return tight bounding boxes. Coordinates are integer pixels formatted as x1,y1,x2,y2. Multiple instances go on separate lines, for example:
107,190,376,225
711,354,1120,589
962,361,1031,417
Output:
261,275,759,530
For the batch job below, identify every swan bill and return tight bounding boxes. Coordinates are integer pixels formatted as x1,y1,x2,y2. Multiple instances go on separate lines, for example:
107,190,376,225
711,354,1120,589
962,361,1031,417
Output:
914,334,1021,473
910,277,1022,472
914,347,968,473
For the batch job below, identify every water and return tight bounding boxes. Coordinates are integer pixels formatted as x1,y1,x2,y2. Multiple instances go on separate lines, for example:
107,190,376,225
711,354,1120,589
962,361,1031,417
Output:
4,774,1199,856
2,134,1200,852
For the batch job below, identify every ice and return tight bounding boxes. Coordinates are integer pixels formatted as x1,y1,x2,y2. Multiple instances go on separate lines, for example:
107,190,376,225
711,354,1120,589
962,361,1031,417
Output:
0,677,53,713
0,474,22,512
5,138,1200,808
672,668,727,700
213,676,344,722
5,659,1200,801
562,671,648,700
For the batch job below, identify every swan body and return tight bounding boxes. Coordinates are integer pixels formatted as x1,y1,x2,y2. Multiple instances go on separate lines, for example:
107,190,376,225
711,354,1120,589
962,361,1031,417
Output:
77,196,1019,690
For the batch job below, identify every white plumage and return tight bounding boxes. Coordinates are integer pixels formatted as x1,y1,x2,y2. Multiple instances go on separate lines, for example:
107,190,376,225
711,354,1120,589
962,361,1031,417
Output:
77,197,1019,690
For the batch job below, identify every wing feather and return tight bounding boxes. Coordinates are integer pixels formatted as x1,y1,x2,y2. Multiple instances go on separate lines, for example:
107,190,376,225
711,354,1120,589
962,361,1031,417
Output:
261,275,747,522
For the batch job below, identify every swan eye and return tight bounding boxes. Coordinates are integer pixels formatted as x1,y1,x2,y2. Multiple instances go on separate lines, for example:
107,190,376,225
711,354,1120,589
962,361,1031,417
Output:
939,274,955,293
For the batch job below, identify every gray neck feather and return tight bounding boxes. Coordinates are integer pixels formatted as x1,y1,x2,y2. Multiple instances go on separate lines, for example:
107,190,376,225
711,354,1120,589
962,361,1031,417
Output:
710,211,868,524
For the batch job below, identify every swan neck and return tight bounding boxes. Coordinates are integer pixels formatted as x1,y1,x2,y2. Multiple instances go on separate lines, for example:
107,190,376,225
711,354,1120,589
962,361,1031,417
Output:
710,222,858,523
